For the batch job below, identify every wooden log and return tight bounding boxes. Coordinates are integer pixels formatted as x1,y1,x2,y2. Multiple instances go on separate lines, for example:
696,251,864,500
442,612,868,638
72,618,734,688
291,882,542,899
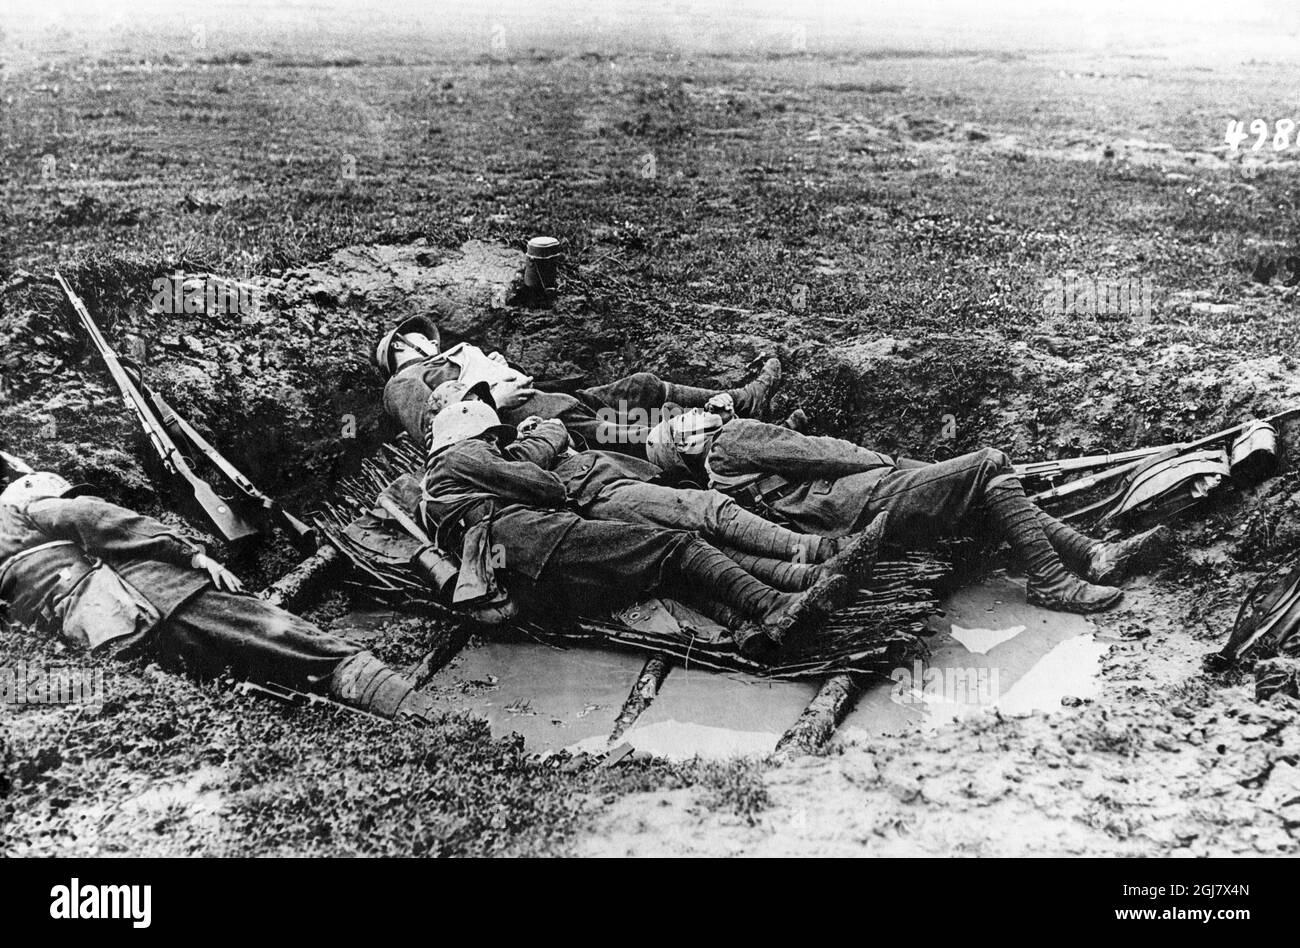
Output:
258,545,342,612
773,673,861,760
608,653,673,742
409,624,476,689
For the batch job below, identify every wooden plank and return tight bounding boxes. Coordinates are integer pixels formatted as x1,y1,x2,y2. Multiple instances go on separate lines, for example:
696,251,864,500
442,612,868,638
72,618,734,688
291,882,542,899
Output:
409,624,476,689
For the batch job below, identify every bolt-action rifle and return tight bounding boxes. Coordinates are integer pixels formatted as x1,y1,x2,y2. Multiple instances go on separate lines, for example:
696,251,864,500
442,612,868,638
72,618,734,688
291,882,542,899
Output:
57,271,262,543
58,272,315,550
1027,407,1300,507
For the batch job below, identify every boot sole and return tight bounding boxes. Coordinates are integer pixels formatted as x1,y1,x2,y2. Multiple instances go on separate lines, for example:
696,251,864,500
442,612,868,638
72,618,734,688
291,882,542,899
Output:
1026,585,1124,614
733,622,779,662
770,573,851,641
743,355,782,417
821,512,888,587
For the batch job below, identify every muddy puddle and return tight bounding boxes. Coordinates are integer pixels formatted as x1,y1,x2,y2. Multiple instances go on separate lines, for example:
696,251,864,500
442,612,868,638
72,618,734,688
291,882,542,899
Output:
402,572,1106,760
593,671,817,761
423,640,648,752
420,636,816,760
838,572,1108,742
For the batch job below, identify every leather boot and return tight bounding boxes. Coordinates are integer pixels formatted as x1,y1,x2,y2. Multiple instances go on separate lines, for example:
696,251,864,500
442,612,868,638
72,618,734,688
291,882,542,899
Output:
1085,525,1172,585
816,512,887,588
724,356,782,417
1037,511,1171,585
676,588,779,662
660,356,782,419
327,651,435,724
984,481,1122,614
672,539,852,653
757,520,883,639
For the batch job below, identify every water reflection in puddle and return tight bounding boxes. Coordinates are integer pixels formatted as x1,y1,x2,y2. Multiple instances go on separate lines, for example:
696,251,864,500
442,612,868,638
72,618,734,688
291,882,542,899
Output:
424,640,645,752
610,670,817,760
412,572,1108,758
839,572,1109,740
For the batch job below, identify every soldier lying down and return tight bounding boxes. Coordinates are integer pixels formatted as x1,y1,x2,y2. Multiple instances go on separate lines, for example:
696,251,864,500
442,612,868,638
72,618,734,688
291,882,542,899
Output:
374,314,782,459
419,399,885,658
645,408,1172,615
0,472,436,723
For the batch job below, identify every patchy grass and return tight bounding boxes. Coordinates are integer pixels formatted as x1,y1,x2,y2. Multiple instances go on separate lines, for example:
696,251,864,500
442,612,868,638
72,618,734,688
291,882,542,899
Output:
696,758,772,826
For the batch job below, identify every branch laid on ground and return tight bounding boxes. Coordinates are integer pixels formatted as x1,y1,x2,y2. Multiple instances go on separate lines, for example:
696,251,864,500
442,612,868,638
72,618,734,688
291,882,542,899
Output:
773,673,863,759
609,653,673,742
258,544,342,612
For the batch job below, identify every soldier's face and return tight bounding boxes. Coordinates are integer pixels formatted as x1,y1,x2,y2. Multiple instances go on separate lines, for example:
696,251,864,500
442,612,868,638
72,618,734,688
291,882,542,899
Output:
391,339,423,370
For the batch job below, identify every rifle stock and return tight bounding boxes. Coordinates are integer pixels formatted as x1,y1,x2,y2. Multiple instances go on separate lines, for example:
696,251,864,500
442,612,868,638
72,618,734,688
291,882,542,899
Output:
56,271,261,543
147,388,318,551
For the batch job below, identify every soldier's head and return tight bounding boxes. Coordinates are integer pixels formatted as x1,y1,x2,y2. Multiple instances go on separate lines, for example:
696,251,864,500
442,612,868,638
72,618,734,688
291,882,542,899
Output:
428,379,494,417
0,472,90,511
373,315,442,380
646,408,724,472
427,400,516,458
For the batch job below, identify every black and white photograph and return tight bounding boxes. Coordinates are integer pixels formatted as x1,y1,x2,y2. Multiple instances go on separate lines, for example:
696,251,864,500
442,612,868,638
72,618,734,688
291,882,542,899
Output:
0,0,1294,891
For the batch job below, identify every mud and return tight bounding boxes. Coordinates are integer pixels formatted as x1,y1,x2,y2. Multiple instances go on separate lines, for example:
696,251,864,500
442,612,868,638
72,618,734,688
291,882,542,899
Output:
574,572,1300,857
423,639,647,753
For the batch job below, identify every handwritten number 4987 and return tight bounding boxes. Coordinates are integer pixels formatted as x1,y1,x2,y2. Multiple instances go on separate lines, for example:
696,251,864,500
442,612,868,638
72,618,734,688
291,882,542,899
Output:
1226,119,1296,152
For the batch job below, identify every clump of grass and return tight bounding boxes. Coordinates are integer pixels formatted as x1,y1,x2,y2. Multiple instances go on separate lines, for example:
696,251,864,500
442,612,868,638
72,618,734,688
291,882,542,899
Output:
696,758,771,826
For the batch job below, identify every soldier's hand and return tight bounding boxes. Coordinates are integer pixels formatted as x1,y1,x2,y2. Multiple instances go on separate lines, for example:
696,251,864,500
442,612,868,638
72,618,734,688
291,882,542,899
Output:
704,392,735,421
516,415,544,436
535,418,568,439
487,350,508,364
489,372,536,408
192,553,245,593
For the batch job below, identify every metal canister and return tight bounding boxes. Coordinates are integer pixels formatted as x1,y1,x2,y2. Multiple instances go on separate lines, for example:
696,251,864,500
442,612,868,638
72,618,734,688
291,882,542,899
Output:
1230,420,1279,485
523,236,563,292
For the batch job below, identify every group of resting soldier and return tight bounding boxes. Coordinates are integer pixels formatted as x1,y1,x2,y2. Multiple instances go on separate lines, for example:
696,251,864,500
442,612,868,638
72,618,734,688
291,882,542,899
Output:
0,312,1171,725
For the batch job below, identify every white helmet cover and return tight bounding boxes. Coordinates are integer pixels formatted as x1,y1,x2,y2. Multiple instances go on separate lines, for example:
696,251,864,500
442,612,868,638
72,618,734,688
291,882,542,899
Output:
427,401,516,457
646,409,723,471
0,471,80,509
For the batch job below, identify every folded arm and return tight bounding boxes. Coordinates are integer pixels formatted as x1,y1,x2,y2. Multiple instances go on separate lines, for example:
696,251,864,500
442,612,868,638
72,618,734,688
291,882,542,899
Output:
438,438,568,508
26,496,203,567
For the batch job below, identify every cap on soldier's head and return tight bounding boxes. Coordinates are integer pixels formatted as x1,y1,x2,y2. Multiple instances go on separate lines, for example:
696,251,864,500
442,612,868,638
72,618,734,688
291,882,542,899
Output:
646,409,723,471
426,400,516,458
0,471,91,509
428,379,494,417
372,315,442,380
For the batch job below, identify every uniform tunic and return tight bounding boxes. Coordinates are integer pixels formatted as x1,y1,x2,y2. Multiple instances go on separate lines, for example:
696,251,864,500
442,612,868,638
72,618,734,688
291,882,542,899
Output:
0,496,207,648
0,495,360,688
421,424,693,616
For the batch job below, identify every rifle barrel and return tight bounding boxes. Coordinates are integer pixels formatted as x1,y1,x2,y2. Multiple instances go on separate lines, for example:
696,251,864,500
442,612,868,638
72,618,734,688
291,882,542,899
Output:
56,272,260,542
1021,409,1300,491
